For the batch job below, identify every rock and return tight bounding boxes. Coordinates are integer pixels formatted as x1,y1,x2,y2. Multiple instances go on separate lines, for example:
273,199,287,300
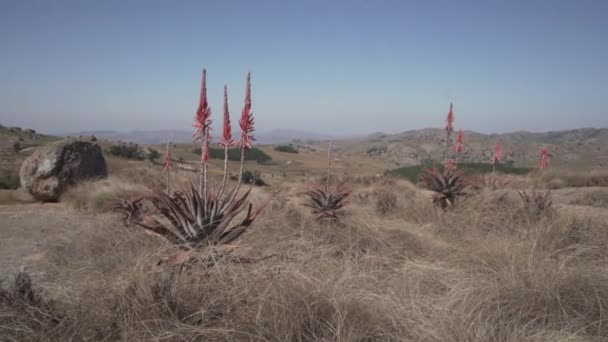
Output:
19,139,108,201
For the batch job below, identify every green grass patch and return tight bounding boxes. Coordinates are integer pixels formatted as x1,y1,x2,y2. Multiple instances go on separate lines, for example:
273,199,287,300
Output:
192,146,272,164
386,162,532,183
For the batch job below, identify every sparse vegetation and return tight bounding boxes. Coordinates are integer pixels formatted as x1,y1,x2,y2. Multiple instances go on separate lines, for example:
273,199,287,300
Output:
387,162,532,183
518,189,553,221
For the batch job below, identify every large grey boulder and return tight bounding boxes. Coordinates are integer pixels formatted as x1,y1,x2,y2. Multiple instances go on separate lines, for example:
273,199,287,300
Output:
19,139,108,201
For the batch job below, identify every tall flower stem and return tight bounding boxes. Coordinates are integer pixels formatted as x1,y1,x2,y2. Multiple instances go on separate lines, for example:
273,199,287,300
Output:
166,141,171,194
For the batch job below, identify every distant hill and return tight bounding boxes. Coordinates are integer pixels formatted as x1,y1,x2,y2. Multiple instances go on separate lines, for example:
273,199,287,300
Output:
338,127,608,168
63,129,340,145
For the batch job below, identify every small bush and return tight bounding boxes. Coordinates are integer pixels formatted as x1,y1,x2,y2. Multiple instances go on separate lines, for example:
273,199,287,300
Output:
192,146,272,164
274,144,299,154
230,170,266,186
107,142,143,160
145,148,160,161
0,175,20,190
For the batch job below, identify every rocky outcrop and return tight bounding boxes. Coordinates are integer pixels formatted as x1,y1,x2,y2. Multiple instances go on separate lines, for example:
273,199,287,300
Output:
19,139,108,201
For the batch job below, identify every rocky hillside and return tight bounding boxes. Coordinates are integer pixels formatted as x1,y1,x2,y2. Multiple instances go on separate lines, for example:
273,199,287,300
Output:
339,128,608,169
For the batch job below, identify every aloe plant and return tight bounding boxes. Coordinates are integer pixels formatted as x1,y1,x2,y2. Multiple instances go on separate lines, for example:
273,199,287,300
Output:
114,70,267,249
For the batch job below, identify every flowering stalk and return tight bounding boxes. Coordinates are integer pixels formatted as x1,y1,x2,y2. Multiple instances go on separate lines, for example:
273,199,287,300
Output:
227,72,254,206
538,147,550,171
326,142,335,191
491,142,501,182
217,84,234,200
444,103,454,162
163,140,173,194
193,69,212,198
445,158,456,172
453,129,463,169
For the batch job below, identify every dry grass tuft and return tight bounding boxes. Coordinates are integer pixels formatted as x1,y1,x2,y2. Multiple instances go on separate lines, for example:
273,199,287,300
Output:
61,176,149,213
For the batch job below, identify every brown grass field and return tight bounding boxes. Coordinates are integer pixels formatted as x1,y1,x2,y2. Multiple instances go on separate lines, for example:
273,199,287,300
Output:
2,152,608,341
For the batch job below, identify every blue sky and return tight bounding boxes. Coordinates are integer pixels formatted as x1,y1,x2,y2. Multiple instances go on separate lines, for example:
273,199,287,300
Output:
0,0,606,135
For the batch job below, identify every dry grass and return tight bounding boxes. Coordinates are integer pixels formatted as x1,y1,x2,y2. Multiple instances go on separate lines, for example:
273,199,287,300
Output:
3,180,608,341
61,176,150,213
571,189,608,208
535,169,608,189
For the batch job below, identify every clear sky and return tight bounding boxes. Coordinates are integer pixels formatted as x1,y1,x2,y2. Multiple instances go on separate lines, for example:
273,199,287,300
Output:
1,0,606,135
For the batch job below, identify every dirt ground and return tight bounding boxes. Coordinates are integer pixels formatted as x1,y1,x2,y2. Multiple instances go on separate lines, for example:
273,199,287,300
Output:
0,203,108,279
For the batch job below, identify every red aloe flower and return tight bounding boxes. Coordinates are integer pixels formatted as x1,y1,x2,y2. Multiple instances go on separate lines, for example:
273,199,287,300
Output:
445,158,456,172
193,69,212,140
492,143,501,165
454,129,463,153
445,102,454,135
538,147,550,170
163,142,173,171
220,85,234,147
238,72,255,150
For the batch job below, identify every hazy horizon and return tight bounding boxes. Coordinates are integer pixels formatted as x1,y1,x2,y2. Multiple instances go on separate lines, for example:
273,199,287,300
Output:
1,1,607,136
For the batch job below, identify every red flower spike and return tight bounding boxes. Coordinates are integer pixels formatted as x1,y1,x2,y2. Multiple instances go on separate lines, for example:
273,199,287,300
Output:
445,103,454,135
238,72,255,150
193,69,212,140
220,85,234,147
163,142,172,171
445,158,456,172
538,147,550,170
454,129,464,153
492,143,501,165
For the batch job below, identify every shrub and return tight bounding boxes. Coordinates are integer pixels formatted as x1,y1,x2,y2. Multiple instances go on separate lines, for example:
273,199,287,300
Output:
145,148,160,161
107,142,142,160
192,146,272,164
274,144,298,153
0,175,20,190
230,170,266,186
